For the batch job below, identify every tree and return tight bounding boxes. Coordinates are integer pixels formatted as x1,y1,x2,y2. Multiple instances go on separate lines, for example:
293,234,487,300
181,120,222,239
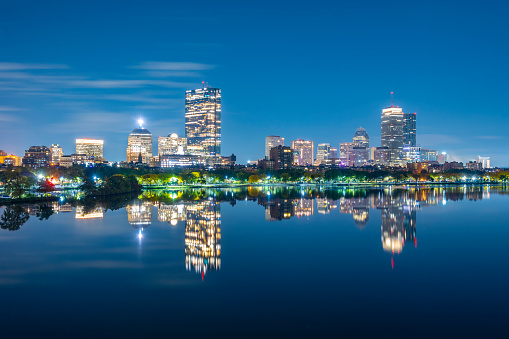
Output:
2,169,35,198
0,205,30,231
248,175,260,183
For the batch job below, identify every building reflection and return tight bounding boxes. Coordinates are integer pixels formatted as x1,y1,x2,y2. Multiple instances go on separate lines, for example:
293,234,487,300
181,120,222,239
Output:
126,201,152,227
185,200,221,277
157,202,186,226
75,206,104,219
316,198,337,214
340,197,370,229
294,198,314,217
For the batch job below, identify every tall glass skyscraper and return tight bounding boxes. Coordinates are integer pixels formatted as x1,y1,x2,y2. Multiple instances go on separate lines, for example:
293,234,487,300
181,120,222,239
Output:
291,139,314,166
381,106,405,165
403,113,417,147
127,126,153,164
185,86,221,157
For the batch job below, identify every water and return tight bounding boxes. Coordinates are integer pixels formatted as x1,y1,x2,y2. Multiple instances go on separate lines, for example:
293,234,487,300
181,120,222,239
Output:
1,186,508,338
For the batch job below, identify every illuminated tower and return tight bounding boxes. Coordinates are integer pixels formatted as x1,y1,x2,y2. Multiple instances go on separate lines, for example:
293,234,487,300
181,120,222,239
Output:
127,120,153,164
403,113,417,147
185,86,221,157
353,127,369,149
291,139,314,166
76,138,104,160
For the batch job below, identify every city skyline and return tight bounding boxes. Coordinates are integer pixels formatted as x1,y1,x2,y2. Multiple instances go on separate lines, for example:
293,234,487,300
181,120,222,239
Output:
1,0,508,166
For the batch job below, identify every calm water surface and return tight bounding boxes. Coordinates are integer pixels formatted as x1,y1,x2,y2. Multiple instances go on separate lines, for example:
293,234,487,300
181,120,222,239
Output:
1,186,508,338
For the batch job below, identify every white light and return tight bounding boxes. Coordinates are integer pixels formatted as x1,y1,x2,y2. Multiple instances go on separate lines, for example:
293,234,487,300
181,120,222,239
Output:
138,230,143,239
37,174,43,179
442,199,447,205
137,118,144,127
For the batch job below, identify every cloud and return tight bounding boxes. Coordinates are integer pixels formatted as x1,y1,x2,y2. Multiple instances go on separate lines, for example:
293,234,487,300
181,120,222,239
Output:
132,61,214,71
0,62,69,70
0,106,23,112
476,135,504,140
65,79,196,89
144,71,202,78
0,113,19,122
419,134,463,146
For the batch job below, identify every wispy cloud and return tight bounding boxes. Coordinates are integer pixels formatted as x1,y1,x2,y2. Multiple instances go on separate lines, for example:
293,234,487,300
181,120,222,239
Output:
0,106,23,112
132,61,214,71
476,135,504,140
419,133,463,145
0,62,69,70
0,113,20,122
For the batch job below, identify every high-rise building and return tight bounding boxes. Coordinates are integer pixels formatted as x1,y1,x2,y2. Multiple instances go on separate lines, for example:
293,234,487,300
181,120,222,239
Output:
381,106,405,165
265,135,284,159
339,142,355,167
353,127,369,149
316,143,331,164
291,139,314,166
49,144,63,165
270,145,294,170
158,133,187,156
22,146,51,168
0,150,6,157
374,146,391,165
330,147,338,159
403,113,417,147
437,152,450,164
352,147,369,167
185,86,221,157
127,122,153,164
76,138,104,160
477,156,491,169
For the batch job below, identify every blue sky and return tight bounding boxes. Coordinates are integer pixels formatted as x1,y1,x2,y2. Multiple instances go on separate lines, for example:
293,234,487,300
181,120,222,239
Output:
0,0,508,166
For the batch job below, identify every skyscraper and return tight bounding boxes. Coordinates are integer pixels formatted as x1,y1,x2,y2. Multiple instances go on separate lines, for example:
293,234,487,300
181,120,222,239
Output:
76,138,104,160
353,127,369,149
127,121,153,164
477,156,491,169
291,139,314,166
265,135,284,159
403,113,417,147
316,143,331,164
381,106,405,166
49,144,63,165
185,86,221,157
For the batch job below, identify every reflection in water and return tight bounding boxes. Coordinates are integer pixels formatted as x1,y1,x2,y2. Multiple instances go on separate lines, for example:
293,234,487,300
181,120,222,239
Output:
185,200,221,277
75,206,104,219
316,198,337,214
294,198,314,217
157,203,186,226
126,201,152,227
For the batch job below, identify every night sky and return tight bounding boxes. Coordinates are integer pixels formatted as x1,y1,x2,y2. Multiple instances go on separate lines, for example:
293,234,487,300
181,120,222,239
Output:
1,0,508,166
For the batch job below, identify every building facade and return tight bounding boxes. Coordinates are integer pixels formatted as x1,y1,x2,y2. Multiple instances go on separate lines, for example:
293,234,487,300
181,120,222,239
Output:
477,156,490,169
158,133,187,156
381,106,405,166
270,145,293,170
22,146,51,168
403,113,417,147
76,138,104,160
316,143,331,164
291,139,314,166
265,135,284,159
421,149,438,162
127,127,153,164
185,86,221,157
49,144,63,165
353,127,369,149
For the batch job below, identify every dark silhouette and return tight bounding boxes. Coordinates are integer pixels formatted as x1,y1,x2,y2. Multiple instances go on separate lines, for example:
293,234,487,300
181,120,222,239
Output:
0,205,30,231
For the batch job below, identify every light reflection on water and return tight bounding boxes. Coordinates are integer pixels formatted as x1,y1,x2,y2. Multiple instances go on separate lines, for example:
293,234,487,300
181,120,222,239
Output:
0,185,508,337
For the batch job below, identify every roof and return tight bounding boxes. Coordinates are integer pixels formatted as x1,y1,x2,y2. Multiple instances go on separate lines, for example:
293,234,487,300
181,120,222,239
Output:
130,128,152,135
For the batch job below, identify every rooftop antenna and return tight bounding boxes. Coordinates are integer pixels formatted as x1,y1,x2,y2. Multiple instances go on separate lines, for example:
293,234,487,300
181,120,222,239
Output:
391,91,394,107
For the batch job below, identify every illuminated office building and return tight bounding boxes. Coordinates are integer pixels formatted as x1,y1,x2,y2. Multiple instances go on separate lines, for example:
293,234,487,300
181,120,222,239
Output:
22,146,51,168
76,138,104,160
339,142,355,167
185,86,221,157
185,201,221,275
402,145,421,163
49,144,63,165
158,133,187,156
381,106,405,165
265,135,284,159
403,113,417,146
316,143,331,164
330,147,338,159
374,147,391,165
127,122,153,164
291,139,314,166
421,149,438,162
353,127,369,149
0,153,22,166
269,145,293,170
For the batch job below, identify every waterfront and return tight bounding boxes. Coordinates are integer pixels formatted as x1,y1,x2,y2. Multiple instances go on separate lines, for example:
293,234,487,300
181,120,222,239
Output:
1,186,508,337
